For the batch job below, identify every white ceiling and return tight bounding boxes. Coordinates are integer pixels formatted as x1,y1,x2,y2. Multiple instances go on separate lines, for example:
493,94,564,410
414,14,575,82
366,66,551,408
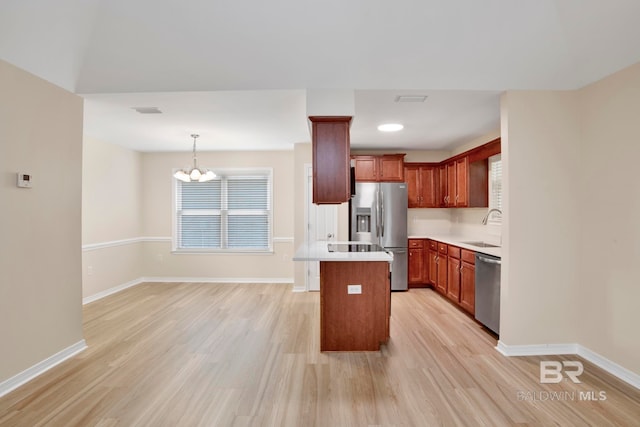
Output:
2,0,640,151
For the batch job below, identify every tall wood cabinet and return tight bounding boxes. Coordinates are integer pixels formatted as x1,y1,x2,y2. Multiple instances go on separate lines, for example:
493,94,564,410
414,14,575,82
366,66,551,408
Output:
352,154,405,182
310,116,352,204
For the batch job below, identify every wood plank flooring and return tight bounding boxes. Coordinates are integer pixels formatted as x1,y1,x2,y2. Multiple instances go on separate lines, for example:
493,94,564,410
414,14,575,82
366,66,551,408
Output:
1,283,639,426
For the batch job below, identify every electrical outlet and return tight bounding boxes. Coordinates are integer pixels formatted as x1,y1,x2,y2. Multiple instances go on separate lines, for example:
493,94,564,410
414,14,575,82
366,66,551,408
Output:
347,284,362,294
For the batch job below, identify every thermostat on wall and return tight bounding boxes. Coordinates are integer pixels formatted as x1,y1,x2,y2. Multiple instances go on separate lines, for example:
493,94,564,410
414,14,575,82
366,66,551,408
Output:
17,172,33,188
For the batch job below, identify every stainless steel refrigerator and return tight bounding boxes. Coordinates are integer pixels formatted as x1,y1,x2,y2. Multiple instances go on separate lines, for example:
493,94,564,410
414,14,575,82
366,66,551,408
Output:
350,182,408,291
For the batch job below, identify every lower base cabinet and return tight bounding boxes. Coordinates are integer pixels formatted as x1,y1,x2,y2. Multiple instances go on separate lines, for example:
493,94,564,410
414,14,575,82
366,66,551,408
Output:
459,250,476,315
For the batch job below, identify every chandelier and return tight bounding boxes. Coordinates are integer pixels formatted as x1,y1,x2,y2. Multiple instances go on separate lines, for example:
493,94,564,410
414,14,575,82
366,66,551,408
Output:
173,134,216,182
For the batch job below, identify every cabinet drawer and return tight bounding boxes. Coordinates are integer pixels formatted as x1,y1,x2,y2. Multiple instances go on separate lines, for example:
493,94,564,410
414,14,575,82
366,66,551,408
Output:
461,249,475,264
438,243,448,254
408,239,424,249
428,240,437,250
448,245,461,259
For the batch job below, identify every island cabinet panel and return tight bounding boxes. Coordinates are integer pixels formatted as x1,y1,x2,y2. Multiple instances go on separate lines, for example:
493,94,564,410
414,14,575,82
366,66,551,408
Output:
320,261,390,351
310,116,352,204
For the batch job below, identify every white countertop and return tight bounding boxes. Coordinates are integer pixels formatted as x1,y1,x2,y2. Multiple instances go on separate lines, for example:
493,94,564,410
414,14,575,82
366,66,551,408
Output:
293,241,393,262
408,234,502,258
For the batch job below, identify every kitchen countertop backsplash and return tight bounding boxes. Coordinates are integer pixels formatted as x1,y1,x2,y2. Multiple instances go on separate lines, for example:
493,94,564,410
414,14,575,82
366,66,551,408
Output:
408,207,501,257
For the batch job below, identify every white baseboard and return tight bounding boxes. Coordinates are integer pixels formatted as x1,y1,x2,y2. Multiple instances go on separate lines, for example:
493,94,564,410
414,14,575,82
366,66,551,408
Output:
83,278,145,305
496,342,578,356
141,276,294,284
577,345,640,390
0,340,87,398
496,341,640,390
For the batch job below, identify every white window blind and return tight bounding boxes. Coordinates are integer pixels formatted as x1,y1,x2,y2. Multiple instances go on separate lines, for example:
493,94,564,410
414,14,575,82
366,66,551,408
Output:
174,170,272,251
488,154,502,224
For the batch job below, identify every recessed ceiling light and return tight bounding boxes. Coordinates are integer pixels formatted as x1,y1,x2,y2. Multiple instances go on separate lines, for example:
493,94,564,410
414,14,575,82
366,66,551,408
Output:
378,123,404,132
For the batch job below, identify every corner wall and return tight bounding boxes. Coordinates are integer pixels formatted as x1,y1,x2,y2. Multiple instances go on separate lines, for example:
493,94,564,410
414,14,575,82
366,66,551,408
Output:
500,91,582,345
0,59,84,384
82,137,143,300
578,62,640,374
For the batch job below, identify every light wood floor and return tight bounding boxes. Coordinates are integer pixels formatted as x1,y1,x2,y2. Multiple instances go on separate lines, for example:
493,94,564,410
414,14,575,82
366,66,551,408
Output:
1,283,639,426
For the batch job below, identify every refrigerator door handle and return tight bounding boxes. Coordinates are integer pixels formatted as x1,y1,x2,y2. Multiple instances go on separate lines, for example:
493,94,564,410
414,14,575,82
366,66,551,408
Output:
375,190,380,238
380,189,385,238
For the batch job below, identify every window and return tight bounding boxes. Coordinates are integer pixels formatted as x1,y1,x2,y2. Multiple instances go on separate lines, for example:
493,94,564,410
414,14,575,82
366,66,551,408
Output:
174,169,272,252
488,154,502,224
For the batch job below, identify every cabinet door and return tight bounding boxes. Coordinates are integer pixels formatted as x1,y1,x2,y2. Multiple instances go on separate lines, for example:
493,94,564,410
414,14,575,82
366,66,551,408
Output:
421,166,437,207
436,254,448,295
353,156,377,182
379,156,404,182
446,161,456,207
405,165,421,207
408,247,425,286
428,248,438,285
438,165,447,207
460,261,475,315
311,117,351,204
447,256,461,302
455,157,468,207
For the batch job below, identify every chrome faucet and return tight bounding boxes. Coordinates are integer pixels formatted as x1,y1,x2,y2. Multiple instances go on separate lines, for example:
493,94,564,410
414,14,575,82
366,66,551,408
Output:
482,209,502,225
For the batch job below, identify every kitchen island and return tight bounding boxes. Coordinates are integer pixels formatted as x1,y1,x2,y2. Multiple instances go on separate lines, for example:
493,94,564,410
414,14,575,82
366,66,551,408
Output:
293,242,393,351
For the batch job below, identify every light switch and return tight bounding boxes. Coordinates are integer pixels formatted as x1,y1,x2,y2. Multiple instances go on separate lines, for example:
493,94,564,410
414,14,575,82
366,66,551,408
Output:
347,284,362,294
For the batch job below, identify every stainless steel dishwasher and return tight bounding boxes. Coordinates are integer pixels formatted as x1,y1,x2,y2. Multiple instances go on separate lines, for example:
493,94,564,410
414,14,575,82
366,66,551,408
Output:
475,253,501,335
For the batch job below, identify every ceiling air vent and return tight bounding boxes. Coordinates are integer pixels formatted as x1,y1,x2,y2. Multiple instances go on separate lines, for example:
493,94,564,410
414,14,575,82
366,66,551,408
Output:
394,95,427,103
132,107,162,114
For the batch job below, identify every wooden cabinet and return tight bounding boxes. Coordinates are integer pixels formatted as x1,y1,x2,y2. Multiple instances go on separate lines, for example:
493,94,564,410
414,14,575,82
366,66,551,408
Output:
405,164,437,208
428,240,477,316
408,239,428,287
352,154,405,182
438,156,488,208
459,250,476,315
310,116,352,204
438,164,447,207
320,261,390,351
435,243,448,295
428,240,438,286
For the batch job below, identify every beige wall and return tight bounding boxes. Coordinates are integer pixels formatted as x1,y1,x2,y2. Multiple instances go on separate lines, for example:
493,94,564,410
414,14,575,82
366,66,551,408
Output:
82,137,143,298
500,90,582,345
0,60,84,383
82,137,142,244
140,150,295,281
578,62,640,374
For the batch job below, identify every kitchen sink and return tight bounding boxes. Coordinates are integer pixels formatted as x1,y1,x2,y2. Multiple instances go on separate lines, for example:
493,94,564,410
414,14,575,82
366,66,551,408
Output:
461,241,501,248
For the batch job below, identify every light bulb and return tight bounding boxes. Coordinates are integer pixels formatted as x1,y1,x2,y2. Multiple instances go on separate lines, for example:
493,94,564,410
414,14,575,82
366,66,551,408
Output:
199,170,216,182
189,168,202,180
174,170,191,182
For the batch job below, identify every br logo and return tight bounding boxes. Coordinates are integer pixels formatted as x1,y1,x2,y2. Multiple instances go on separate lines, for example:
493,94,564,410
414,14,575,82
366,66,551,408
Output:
540,361,584,384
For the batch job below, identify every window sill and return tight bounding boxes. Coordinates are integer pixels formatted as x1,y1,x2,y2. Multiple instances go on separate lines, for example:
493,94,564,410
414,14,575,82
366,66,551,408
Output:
171,249,274,255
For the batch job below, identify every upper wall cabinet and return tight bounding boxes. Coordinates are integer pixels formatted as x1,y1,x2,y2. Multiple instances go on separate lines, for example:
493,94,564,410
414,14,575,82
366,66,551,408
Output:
310,116,352,204
405,163,437,208
407,137,500,209
352,154,405,182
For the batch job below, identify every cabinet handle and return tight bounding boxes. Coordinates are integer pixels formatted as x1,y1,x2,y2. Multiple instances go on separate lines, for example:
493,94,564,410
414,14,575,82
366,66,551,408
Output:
456,194,459,203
